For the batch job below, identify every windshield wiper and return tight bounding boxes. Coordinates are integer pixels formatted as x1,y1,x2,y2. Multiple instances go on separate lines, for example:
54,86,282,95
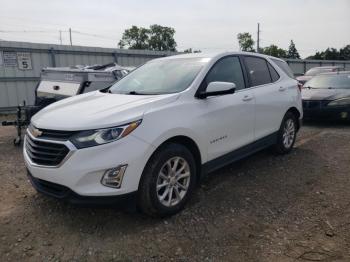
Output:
107,90,153,95
310,86,334,89
307,87,335,89
128,91,146,95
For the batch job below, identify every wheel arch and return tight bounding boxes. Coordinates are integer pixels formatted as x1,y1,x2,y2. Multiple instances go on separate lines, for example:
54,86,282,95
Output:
141,135,203,186
286,107,301,131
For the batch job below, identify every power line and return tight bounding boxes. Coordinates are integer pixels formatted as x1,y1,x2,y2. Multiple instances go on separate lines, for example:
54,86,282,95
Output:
72,30,117,41
0,28,119,46
0,30,61,33
0,29,117,41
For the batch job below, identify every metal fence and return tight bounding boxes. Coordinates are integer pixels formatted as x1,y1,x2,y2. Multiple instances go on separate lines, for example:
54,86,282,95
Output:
0,41,177,111
1,40,350,111
285,58,350,76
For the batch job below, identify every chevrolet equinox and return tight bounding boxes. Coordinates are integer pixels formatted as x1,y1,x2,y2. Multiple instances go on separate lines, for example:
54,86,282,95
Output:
24,52,302,216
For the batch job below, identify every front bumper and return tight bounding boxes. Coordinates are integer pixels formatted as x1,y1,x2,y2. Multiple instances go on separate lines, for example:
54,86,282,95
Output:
27,170,136,206
302,100,350,120
24,133,155,197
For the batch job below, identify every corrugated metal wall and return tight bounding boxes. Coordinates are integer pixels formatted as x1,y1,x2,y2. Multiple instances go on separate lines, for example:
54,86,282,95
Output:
285,59,350,75
0,41,177,110
1,41,350,111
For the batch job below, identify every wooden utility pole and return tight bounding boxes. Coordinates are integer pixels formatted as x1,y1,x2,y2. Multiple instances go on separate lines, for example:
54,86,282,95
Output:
69,28,72,46
257,23,260,53
59,30,62,45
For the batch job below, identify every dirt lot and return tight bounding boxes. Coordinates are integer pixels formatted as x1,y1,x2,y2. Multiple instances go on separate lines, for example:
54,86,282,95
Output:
1,121,350,261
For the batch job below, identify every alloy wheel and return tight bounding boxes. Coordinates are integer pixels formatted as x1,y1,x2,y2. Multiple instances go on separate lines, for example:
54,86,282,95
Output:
282,119,295,148
156,157,191,207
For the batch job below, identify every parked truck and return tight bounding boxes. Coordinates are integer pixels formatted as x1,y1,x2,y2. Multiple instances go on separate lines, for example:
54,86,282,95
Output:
1,63,133,145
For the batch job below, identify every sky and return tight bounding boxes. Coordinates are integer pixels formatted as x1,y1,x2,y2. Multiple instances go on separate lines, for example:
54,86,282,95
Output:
0,0,349,58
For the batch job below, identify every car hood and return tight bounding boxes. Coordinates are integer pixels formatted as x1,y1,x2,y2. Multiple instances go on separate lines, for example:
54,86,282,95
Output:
32,91,179,130
302,88,350,101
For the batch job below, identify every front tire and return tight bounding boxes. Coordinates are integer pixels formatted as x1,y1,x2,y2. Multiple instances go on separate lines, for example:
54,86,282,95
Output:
274,112,298,154
137,143,196,217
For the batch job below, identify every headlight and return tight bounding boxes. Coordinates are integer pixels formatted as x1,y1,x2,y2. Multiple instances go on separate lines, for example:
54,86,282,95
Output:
327,98,350,107
70,120,141,149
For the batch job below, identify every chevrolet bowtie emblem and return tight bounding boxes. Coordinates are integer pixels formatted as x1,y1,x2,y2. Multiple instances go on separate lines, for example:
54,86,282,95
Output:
31,128,43,138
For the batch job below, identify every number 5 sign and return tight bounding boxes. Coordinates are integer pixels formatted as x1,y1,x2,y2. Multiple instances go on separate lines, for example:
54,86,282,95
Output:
17,52,32,70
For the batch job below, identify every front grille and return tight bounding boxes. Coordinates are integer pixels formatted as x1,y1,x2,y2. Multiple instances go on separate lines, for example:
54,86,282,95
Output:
36,129,77,141
25,135,70,166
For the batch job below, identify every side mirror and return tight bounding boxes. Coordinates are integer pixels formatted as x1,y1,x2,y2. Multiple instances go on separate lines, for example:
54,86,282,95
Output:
197,81,236,99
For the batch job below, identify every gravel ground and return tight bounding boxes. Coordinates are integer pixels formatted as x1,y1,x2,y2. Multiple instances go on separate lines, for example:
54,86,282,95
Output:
1,120,350,261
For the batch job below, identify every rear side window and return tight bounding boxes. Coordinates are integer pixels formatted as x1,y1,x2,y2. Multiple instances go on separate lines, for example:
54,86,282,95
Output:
244,57,271,86
205,56,245,90
272,59,295,79
267,63,280,82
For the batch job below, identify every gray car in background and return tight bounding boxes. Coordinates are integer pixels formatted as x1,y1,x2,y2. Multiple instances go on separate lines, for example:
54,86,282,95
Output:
297,66,344,85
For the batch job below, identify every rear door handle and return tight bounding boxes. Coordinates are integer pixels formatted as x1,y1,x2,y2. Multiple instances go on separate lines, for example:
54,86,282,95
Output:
242,95,253,101
279,86,287,91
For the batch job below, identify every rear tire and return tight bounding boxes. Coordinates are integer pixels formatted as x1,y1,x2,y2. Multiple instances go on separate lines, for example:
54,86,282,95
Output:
274,112,298,154
137,143,196,217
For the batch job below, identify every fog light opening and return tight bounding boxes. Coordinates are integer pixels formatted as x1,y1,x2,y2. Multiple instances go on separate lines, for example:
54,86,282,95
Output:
101,165,127,188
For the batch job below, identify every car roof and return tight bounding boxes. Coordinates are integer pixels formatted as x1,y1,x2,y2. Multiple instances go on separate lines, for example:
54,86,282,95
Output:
154,51,284,62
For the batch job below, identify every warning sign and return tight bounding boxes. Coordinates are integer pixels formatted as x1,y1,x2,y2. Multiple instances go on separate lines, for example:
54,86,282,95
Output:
3,51,17,67
17,52,32,70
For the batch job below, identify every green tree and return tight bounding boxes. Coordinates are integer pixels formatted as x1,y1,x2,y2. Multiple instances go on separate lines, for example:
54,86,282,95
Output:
323,48,340,60
307,47,345,60
237,32,255,52
118,26,150,49
148,24,177,51
286,40,300,59
261,45,287,58
118,24,177,51
306,51,323,60
339,45,350,60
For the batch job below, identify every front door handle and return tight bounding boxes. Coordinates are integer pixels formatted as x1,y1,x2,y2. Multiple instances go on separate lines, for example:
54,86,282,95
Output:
279,86,287,91
242,95,253,101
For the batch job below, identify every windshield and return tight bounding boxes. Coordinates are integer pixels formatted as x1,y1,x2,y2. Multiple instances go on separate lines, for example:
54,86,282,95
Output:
109,58,209,95
304,74,350,89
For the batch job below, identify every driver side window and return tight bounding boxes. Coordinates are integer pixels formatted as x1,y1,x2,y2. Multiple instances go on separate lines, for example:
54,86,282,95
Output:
205,56,245,90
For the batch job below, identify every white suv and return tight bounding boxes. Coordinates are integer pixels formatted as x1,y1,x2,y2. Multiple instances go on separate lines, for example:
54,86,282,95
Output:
24,52,302,216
